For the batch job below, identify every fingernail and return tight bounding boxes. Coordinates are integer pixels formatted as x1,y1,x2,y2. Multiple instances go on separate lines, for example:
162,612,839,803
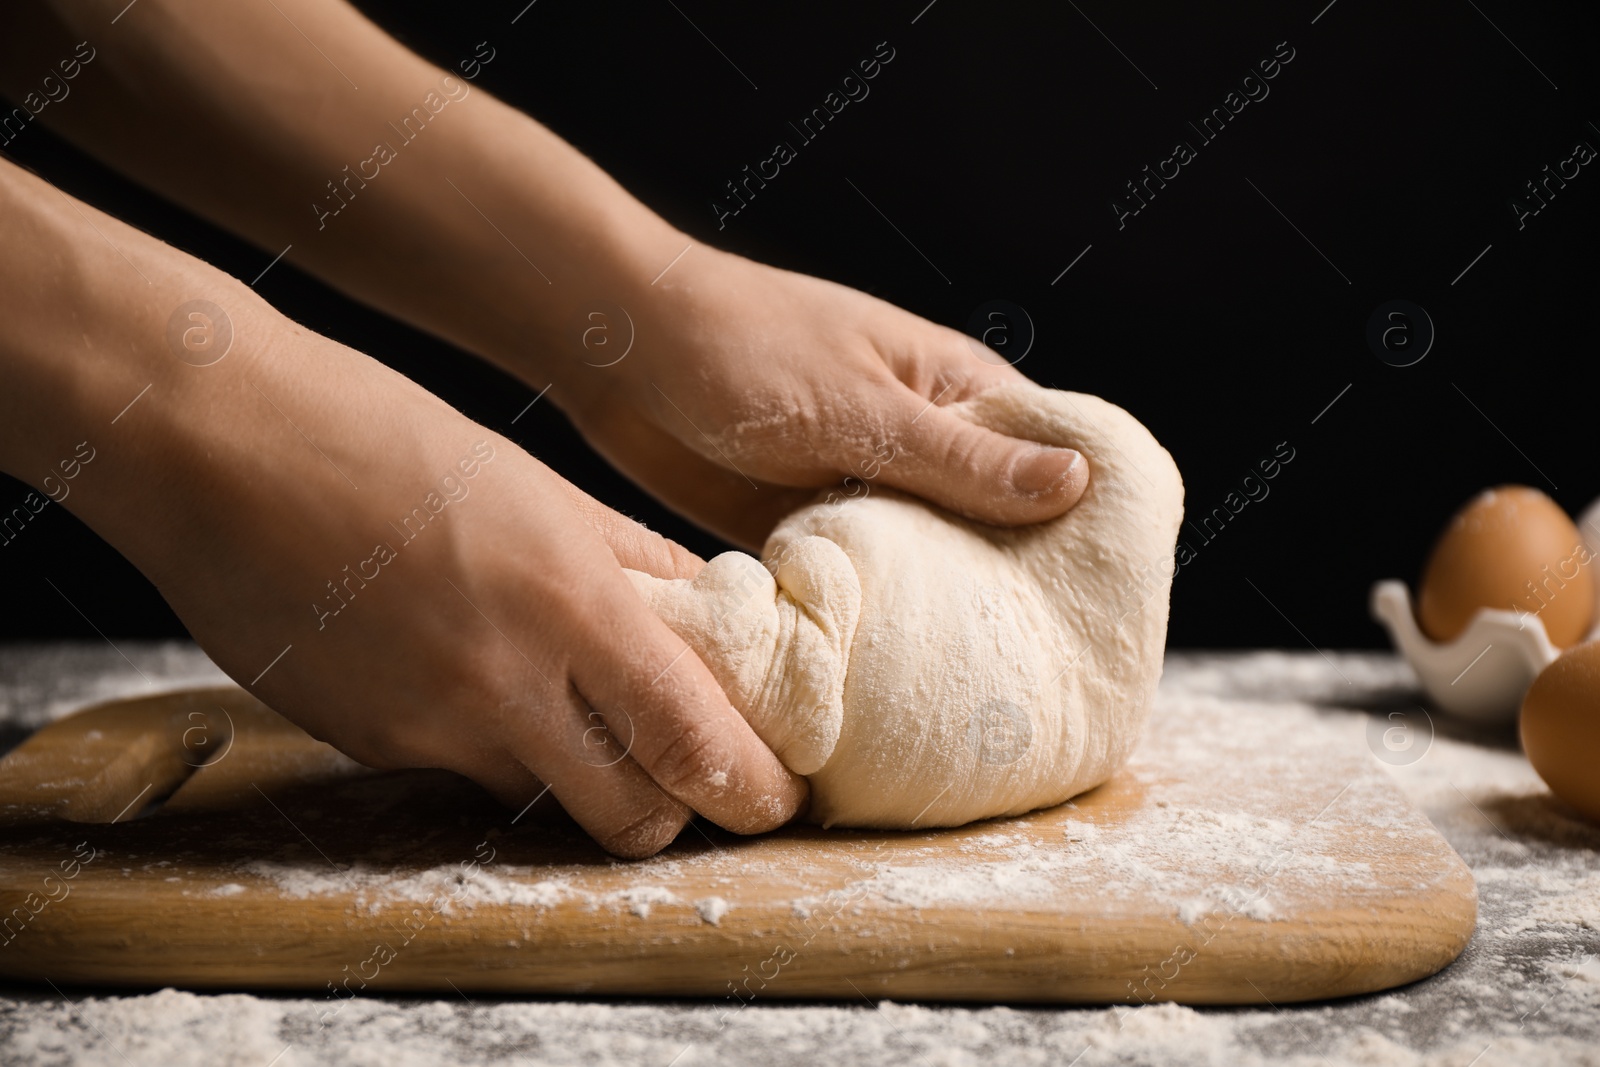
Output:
1011,447,1082,495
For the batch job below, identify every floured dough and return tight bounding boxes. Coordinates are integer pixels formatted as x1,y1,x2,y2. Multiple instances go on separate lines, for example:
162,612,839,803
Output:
627,384,1184,828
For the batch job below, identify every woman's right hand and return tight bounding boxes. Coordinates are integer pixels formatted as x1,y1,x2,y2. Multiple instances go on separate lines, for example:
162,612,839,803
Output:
140,310,807,857
0,155,806,857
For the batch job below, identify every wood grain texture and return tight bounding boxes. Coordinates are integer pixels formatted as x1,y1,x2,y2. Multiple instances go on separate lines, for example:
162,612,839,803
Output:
0,686,1477,1004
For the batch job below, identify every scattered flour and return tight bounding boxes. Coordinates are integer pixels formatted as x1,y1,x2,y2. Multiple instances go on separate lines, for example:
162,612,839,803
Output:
232,859,576,915
602,885,681,919
6,991,1600,1067
696,896,731,925
207,685,1411,933
0,642,227,733
2,647,1597,1066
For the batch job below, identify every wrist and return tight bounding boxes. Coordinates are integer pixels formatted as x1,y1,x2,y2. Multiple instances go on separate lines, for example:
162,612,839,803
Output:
360,93,720,410
528,235,751,422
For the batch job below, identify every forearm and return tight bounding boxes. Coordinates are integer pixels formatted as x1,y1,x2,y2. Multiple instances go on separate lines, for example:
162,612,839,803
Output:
0,153,216,511
0,154,417,587
0,0,686,397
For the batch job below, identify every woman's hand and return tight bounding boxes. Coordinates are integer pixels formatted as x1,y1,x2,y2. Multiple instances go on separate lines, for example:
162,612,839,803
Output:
0,159,805,858
555,247,1089,548
145,318,806,857
1,1,1084,555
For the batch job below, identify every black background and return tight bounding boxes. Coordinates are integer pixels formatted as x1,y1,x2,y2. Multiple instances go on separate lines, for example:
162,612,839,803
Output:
2,0,1596,649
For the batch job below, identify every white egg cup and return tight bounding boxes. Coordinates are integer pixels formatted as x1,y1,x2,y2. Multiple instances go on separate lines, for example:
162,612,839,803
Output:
1370,581,1557,723
1369,495,1600,724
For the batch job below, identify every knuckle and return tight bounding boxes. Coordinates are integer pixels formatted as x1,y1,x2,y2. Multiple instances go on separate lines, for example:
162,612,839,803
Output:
644,716,730,794
598,801,689,859
939,428,989,482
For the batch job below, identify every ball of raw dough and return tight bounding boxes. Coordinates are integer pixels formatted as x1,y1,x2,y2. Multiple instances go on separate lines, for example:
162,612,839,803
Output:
628,384,1184,828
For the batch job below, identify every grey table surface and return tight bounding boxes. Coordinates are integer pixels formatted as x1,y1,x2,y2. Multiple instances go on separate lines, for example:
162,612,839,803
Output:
0,642,1596,1067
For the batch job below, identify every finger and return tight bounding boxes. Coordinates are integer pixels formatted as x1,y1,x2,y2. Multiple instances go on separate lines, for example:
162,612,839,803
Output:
572,586,809,835
541,759,694,860
422,691,692,858
506,686,694,859
558,477,707,580
887,325,1032,399
876,387,1088,526
866,321,1087,525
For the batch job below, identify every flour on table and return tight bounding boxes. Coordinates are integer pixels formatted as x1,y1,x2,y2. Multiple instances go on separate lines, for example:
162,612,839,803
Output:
695,896,730,925
4,648,1599,1066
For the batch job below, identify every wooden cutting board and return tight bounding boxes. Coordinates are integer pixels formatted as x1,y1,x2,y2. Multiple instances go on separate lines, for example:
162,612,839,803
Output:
0,685,1475,1004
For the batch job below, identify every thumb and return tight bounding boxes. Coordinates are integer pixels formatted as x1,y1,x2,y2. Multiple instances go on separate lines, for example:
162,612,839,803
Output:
879,395,1088,525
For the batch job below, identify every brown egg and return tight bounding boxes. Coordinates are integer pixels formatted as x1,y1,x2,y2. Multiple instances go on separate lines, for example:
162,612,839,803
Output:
1417,485,1595,647
1521,641,1600,823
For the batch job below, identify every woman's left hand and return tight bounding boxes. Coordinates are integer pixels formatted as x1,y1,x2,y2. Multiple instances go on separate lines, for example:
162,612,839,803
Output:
555,246,1088,549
